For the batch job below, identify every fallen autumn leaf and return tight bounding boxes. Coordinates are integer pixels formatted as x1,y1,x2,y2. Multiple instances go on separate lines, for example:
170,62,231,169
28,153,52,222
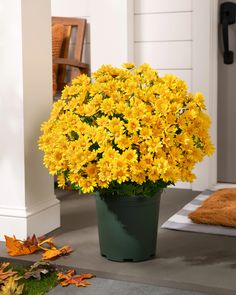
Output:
5,235,40,256
57,270,95,287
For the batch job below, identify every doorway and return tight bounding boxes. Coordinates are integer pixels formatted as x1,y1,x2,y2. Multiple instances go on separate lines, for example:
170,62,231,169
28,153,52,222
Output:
218,0,236,183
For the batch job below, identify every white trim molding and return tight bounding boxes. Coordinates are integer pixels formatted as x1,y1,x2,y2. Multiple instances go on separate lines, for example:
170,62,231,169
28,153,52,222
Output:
0,198,60,218
191,0,218,191
0,198,60,241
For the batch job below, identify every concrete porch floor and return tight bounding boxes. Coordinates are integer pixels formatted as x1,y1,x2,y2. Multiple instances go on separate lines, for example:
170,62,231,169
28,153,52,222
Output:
1,188,236,295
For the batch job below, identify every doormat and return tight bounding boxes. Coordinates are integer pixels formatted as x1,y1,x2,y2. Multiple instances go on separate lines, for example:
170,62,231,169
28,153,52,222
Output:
161,190,236,236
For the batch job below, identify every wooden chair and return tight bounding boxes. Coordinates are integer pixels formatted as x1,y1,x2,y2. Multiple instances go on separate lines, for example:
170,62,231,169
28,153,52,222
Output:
52,17,89,96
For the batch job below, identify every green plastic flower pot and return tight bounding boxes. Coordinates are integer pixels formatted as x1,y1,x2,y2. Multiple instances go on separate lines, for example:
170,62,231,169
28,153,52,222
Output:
95,191,162,262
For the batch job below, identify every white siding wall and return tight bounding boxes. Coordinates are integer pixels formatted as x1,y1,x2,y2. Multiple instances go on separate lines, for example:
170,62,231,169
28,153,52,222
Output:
51,0,192,87
51,0,90,65
134,0,192,89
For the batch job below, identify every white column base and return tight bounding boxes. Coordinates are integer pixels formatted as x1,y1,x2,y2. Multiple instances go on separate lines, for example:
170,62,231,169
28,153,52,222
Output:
0,198,60,241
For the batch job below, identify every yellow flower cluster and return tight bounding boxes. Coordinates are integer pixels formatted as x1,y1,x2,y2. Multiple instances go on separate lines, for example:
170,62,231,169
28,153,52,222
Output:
39,63,214,193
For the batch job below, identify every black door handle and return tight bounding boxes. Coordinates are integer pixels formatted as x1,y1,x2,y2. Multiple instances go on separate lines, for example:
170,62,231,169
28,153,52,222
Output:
220,2,236,64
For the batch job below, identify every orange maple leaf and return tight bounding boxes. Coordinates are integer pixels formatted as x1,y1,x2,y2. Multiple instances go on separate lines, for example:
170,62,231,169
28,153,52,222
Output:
57,269,94,287
57,269,75,280
0,262,20,281
42,246,73,260
4,235,40,256
5,235,73,261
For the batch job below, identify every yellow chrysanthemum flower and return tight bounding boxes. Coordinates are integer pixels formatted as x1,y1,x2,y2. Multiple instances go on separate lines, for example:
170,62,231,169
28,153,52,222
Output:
122,62,135,69
39,63,214,194
57,174,66,188
79,177,97,193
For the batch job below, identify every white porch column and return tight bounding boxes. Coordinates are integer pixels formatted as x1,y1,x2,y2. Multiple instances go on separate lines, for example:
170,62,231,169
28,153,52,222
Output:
0,0,60,241
90,0,134,72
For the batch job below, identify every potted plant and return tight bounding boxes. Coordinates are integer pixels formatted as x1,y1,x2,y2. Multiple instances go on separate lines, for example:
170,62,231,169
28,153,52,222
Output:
39,63,214,261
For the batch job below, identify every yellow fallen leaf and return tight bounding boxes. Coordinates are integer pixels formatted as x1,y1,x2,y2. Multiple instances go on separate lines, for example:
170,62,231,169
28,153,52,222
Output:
0,276,24,295
38,237,57,251
42,246,73,260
